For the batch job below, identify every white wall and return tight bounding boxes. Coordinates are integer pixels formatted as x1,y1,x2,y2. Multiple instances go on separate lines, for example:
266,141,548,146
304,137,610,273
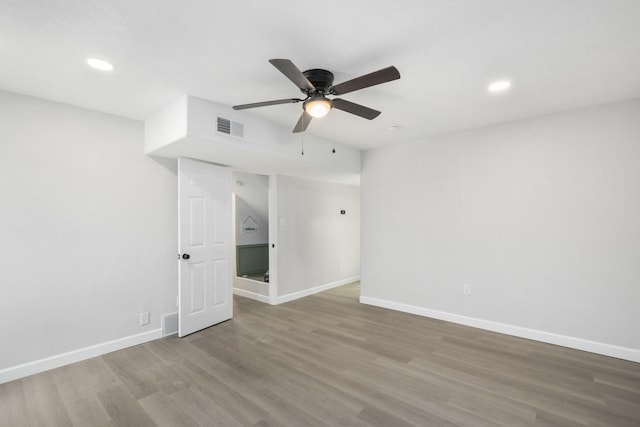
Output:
0,90,178,377
146,96,361,186
361,99,640,360
277,176,360,300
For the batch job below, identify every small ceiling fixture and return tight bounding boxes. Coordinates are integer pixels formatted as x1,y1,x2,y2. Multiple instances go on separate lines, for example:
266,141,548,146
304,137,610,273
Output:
303,96,333,118
86,57,115,71
488,80,511,92
386,124,399,131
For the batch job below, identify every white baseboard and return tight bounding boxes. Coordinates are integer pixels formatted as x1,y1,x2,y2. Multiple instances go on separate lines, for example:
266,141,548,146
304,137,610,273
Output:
359,296,640,364
233,287,271,304
0,328,163,385
275,276,360,305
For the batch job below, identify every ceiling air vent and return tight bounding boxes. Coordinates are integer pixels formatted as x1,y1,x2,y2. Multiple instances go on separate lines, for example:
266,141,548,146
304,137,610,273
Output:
217,117,244,138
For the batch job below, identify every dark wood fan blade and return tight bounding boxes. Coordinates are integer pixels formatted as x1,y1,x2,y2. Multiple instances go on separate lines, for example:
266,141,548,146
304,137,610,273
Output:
233,98,302,110
293,111,313,133
331,66,400,95
332,98,381,120
269,59,315,92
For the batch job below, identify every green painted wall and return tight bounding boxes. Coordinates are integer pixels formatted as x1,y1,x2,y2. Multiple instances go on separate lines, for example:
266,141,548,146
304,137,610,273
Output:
236,243,269,276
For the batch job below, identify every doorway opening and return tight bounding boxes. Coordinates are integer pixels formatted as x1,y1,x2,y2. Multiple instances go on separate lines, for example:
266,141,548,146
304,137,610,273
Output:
232,172,271,303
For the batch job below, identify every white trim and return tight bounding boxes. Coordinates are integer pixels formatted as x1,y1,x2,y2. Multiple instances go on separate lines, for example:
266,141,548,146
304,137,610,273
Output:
359,296,640,364
233,287,271,304
235,276,268,286
0,329,162,385
275,276,360,305
268,174,278,305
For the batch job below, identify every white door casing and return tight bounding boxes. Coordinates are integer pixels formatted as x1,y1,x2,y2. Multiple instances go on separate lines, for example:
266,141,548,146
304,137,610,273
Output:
178,157,232,337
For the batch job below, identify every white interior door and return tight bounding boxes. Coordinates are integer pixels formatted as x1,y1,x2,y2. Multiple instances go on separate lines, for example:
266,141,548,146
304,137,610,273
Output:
178,157,232,337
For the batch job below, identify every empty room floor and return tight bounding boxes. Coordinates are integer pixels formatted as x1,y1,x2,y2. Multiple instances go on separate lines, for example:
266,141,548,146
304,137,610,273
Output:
1,282,639,426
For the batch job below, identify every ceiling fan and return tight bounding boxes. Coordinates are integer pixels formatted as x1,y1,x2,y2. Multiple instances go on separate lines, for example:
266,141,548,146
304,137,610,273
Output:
233,59,400,133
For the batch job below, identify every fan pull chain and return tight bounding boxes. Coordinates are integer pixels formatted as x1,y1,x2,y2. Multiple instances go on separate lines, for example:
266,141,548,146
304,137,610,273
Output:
301,126,304,156
332,116,336,154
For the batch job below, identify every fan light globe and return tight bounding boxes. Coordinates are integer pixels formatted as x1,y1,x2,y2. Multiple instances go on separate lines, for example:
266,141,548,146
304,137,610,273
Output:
304,97,332,118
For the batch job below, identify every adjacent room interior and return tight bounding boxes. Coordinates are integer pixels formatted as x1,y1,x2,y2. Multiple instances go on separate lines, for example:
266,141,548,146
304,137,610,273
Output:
1,1,639,426
233,172,271,289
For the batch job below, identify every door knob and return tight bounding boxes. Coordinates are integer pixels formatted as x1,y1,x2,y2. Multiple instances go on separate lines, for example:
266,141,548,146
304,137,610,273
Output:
182,253,190,260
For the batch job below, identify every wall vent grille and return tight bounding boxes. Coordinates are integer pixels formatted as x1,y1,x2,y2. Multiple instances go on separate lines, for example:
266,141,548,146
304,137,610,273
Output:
217,117,231,134
161,312,178,336
217,117,244,138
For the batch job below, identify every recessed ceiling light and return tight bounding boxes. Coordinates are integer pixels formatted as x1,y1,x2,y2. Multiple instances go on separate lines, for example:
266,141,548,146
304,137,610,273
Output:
86,57,115,71
488,80,511,92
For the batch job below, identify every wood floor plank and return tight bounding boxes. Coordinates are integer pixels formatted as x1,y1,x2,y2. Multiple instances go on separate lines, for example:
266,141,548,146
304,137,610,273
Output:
429,341,607,406
602,391,640,423
169,359,269,426
356,405,418,427
408,353,595,425
0,379,30,427
96,384,156,427
138,391,199,427
342,360,498,426
255,370,368,426
2,281,640,426
101,347,162,400
372,356,540,427
168,385,246,427
22,371,73,427
52,362,113,426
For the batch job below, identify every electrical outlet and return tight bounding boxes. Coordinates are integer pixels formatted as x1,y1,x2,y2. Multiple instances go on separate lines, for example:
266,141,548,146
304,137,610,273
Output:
463,284,472,296
139,312,150,326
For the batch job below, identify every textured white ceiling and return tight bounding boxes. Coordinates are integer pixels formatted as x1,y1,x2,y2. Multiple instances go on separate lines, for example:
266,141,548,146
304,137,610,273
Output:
2,0,640,150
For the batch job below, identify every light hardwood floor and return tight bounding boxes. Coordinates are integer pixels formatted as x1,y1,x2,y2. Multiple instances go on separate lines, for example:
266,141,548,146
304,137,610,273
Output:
1,282,639,426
